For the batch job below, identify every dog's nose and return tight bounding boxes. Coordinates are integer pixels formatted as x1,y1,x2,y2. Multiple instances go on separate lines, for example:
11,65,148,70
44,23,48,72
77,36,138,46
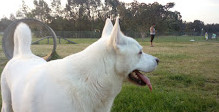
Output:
155,58,159,64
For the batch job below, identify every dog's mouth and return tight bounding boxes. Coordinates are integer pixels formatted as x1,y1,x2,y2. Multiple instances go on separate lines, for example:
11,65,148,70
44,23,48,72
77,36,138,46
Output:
128,70,152,91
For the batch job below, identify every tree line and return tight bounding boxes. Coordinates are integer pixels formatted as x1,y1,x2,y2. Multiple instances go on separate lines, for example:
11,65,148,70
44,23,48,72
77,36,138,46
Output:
0,0,219,36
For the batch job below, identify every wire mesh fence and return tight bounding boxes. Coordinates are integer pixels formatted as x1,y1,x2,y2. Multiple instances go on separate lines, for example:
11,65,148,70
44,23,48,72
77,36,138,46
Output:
55,31,101,38
1,31,218,45
51,31,219,42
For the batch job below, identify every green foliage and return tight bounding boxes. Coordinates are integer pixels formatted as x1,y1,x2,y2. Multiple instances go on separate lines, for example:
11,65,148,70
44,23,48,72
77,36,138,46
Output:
0,18,12,32
32,0,52,23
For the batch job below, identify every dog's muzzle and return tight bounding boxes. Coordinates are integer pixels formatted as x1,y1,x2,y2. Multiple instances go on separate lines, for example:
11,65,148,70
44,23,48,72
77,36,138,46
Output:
128,70,152,91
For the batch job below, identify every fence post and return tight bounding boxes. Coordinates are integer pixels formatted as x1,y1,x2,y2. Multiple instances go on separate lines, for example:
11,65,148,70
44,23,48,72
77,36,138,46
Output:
47,37,49,44
59,36,61,44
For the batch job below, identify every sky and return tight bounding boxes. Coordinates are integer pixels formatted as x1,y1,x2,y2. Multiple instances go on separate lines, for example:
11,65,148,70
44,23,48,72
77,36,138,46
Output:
0,0,219,24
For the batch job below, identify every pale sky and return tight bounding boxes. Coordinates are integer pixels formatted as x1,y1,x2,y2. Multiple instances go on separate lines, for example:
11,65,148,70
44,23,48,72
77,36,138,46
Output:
0,0,219,24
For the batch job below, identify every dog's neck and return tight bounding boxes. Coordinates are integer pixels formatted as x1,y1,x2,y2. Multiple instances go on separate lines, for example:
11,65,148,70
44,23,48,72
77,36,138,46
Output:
65,38,119,75
63,38,124,111
65,38,124,85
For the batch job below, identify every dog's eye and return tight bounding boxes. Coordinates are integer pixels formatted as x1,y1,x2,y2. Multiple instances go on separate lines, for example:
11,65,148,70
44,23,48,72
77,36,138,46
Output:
139,51,142,54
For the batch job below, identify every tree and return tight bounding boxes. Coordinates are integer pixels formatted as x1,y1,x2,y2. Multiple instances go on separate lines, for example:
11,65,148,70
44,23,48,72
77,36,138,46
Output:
51,0,63,18
165,2,175,11
105,0,121,19
0,17,12,31
184,20,204,35
32,0,52,23
16,0,33,18
65,0,101,20
193,20,204,35
204,24,219,33
166,11,183,33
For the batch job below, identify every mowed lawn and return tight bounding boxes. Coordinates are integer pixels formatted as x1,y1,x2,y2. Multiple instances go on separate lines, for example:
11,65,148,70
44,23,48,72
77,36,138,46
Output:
0,36,218,111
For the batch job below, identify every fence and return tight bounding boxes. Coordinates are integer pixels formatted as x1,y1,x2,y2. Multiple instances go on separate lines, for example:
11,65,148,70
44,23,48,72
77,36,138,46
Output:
55,31,102,38
1,31,218,44
52,31,218,42
52,31,219,39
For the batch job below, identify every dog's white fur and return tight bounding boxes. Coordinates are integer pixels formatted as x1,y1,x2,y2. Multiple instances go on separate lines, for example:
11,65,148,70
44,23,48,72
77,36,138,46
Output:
1,18,158,112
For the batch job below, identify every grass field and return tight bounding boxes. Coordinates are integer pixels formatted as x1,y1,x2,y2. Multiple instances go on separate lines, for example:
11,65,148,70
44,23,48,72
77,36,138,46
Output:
0,35,218,111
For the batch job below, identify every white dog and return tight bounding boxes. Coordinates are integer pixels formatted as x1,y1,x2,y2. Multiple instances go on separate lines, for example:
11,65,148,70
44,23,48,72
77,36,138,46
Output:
1,17,159,112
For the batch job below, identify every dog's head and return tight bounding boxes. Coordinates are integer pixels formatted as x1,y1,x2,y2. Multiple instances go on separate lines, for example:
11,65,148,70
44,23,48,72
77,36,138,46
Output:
102,17,159,91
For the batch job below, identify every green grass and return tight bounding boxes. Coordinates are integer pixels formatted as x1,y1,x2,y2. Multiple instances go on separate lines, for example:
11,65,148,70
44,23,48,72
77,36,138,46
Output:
0,35,218,111
112,84,217,112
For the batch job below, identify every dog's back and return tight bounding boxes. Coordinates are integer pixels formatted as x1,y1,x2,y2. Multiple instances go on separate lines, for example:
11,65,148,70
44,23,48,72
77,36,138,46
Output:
2,23,46,76
1,23,46,112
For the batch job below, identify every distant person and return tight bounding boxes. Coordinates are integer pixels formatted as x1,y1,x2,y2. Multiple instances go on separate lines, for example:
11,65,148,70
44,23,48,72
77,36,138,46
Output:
212,33,216,39
205,32,208,40
150,23,156,47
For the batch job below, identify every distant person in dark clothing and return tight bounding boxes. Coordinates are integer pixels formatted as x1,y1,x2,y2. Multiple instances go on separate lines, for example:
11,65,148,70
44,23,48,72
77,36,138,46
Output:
150,23,156,47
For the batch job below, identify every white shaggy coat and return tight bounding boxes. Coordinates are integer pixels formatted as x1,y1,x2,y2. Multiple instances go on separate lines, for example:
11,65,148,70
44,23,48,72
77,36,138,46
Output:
1,18,158,112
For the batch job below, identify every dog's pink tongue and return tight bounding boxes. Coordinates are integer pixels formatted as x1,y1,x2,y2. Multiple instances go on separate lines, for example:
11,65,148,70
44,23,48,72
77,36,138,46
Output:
136,71,152,91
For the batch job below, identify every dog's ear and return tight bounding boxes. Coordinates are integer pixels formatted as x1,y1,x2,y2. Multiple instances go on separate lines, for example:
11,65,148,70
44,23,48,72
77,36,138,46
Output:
108,17,126,49
101,18,113,38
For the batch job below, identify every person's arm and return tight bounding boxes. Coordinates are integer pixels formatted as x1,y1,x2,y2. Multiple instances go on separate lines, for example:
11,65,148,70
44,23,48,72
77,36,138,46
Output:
150,27,152,33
